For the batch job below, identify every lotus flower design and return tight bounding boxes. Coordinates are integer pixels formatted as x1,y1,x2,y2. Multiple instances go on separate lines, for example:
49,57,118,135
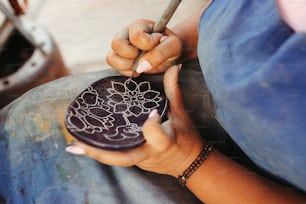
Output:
65,77,166,147
106,79,162,117
66,87,115,134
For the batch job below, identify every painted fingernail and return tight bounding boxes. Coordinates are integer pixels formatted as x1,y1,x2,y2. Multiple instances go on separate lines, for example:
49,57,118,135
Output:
65,146,85,155
149,109,158,118
136,60,152,73
160,35,168,43
178,63,182,71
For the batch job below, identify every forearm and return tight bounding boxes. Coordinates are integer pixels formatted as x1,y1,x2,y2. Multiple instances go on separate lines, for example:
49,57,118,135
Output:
172,0,212,62
185,149,306,203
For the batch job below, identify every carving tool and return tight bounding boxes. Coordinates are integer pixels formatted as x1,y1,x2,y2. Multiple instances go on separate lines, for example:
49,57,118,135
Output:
129,0,182,79
63,0,182,145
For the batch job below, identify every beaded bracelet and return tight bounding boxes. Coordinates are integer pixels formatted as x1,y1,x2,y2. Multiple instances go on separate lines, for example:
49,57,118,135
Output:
178,143,213,187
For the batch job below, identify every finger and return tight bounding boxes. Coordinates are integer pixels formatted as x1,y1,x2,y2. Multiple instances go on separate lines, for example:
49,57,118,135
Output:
129,19,164,51
142,109,174,152
106,50,141,77
163,65,199,137
163,65,184,112
70,141,152,167
135,31,182,74
111,28,139,59
106,50,134,71
118,70,140,78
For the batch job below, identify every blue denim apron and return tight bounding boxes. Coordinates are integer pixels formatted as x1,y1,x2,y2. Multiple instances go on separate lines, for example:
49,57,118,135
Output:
198,0,306,191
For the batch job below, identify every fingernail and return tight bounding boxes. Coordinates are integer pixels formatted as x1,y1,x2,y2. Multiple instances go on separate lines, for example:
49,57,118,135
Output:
177,63,182,71
160,35,168,43
65,146,85,155
149,109,158,118
136,60,152,73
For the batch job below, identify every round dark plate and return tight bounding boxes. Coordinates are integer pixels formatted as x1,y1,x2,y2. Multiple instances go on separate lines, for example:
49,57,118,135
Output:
65,75,168,150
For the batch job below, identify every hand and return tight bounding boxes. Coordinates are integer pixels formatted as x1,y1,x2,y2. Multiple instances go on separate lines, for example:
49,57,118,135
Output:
106,19,183,77
66,65,205,177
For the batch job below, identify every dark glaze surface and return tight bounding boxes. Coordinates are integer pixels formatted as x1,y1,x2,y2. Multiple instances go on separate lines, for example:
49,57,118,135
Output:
65,75,168,150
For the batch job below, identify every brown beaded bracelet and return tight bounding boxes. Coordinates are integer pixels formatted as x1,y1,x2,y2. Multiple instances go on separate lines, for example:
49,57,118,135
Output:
178,143,213,186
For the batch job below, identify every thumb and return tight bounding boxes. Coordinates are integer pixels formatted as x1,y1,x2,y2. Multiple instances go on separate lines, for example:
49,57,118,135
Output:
163,64,184,112
142,109,174,152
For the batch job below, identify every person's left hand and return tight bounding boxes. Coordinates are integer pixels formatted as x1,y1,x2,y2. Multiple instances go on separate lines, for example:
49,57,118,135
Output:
66,65,205,177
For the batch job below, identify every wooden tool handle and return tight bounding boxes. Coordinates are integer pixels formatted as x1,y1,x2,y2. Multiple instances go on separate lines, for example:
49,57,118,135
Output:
8,0,28,15
131,0,182,72
153,0,182,33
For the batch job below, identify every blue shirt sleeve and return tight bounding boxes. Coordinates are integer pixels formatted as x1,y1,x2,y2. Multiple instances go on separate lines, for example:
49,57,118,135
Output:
198,0,306,191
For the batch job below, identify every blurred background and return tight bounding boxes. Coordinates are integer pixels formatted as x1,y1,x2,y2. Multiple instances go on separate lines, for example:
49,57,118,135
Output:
0,0,205,108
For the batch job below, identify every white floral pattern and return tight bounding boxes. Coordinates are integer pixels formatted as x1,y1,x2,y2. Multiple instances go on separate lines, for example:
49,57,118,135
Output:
66,87,115,134
106,79,162,117
65,77,166,145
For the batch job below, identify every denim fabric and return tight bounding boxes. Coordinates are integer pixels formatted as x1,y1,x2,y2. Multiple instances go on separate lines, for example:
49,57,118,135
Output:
0,68,206,204
198,0,306,191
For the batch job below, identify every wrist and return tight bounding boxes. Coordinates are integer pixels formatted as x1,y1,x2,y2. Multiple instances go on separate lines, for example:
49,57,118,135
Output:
170,143,204,178
177,143,214,186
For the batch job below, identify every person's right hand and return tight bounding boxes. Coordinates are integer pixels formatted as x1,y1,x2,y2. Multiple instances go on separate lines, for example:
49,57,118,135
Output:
106,19,183,77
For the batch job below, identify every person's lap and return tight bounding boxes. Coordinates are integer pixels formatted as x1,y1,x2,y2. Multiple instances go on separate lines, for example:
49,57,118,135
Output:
0,67,202,203
0,61,227,203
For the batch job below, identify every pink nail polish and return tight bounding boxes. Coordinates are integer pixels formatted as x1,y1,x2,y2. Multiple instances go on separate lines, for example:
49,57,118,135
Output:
136,60,152,73
160,36,168,43
177,64,182,71
149,109,158,118
65,146,85,155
